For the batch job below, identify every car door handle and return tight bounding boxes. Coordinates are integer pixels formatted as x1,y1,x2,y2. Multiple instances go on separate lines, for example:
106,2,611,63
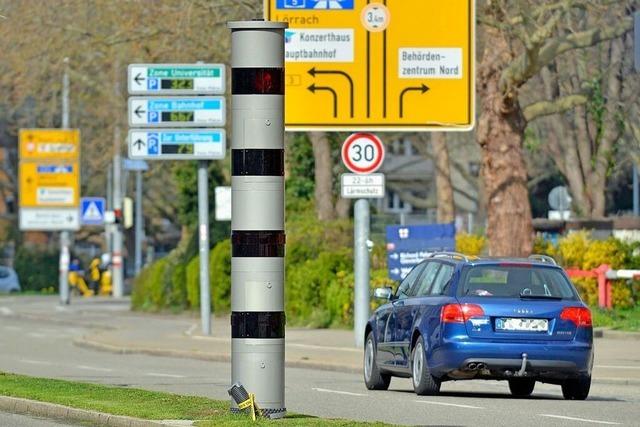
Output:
393,300,404,307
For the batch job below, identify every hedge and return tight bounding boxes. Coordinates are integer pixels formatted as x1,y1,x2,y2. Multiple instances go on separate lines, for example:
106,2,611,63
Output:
14,247,58,292
131,211,395,327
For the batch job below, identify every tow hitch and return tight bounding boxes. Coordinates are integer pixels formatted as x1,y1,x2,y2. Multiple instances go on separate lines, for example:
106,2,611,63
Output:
515,353,528,377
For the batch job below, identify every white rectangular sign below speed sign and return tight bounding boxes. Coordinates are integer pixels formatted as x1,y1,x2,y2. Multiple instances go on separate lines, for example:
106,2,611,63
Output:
341,173,385,199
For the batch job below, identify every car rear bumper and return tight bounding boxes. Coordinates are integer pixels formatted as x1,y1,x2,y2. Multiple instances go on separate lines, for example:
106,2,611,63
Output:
429,339,593,380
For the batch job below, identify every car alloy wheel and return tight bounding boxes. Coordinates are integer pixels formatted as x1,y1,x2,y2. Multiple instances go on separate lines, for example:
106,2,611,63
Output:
412,341,424,388
364,337,374,382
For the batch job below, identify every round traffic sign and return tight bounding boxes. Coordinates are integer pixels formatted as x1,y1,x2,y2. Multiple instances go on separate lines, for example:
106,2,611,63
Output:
341,133,385,174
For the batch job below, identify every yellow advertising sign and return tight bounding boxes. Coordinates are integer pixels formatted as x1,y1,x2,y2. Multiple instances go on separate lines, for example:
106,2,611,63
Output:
19,162,80,208
265,0,474,131
19,129,80,161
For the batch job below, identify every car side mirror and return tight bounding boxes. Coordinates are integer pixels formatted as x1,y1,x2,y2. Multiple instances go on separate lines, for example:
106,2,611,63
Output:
373,287,393,300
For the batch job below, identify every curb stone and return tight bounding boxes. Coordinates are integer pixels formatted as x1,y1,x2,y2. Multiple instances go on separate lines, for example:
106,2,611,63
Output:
73,337,362,374
0,395,194,426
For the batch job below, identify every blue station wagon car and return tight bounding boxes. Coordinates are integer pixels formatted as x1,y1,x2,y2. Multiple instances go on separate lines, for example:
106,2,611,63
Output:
364,252,593,400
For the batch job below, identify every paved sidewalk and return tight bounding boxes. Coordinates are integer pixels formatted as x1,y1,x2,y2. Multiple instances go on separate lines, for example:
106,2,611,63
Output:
1,295,639,385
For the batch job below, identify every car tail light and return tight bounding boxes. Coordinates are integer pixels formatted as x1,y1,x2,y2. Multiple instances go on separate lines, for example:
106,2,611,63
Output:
441,303,485,323
560,307,592,327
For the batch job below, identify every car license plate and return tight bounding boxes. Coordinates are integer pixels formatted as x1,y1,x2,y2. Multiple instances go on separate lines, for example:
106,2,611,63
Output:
495,318,548,332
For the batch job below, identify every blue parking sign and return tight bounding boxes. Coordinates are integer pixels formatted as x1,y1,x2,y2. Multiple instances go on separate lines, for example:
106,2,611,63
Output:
148,111,159,123
148,78,158,90
276,0,354,10
148,133,159,155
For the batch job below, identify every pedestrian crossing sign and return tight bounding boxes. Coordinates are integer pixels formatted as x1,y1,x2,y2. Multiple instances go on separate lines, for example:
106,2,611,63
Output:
80,197,106,226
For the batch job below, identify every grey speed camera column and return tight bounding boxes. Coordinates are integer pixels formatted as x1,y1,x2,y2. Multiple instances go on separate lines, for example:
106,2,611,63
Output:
227,20,288,419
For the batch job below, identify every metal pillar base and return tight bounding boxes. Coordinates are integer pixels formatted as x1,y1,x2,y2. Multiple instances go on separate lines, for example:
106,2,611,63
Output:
230,406,287,419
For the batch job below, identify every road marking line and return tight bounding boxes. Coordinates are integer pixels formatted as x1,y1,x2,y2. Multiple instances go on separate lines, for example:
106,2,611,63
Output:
288,343,361,353
185,324,198,336
595,365,640,370
312,388,366,397
0,307,13,315
77,365,113,372
539,414,620,425
27,332,47,339
21,359,53,366
414,400,483,409
145,373,186,379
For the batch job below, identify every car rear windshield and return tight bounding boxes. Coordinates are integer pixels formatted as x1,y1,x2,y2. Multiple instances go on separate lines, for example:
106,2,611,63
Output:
458,264,578,300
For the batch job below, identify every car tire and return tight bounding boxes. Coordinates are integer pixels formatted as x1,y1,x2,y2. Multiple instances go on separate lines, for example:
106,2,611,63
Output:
562,375,591,400
508,379,535,397
363,332,391,390
411,336,440,395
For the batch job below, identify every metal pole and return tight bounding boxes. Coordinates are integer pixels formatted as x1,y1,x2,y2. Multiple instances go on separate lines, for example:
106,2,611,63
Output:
198,160,211,335
228,20,287,419
134,170,144,275
59,57,71,305
634,164,639,216
105,165,113,257
112,59,124,297
354,199,370,348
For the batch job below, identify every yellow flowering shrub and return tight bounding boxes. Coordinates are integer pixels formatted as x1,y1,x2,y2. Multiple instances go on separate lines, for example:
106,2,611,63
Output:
456,233,486,256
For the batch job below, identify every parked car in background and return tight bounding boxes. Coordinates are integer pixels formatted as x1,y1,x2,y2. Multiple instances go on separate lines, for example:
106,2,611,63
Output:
0,266,21,293
364,252,593,400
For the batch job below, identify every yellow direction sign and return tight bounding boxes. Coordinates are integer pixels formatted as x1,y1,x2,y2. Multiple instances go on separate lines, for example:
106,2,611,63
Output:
19,129,80,161
19,162,80,208
265,0,474,131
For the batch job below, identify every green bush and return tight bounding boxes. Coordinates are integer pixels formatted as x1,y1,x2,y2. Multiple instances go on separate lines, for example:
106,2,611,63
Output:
210,238,232,313
131,228,196,312
14,247,58,292
183,239,232,314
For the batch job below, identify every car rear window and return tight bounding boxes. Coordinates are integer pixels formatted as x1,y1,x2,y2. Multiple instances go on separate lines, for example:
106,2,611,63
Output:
458,265,578,299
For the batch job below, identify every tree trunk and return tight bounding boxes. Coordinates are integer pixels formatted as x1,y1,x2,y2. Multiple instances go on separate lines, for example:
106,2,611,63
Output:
309,131,335,221
477,32,533,257
335,197,351,219
431,132,455,223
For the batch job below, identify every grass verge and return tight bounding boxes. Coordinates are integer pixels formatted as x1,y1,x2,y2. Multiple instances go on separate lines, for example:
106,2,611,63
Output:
592,306,640,331
0,372,391,426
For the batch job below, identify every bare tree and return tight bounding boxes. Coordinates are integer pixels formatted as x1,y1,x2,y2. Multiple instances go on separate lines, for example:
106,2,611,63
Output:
477,0,634,255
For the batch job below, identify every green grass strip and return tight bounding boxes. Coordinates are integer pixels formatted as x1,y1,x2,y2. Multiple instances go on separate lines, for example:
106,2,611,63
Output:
0,372,392,426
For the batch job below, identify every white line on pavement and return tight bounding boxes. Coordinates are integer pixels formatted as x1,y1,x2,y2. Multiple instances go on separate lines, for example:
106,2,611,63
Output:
595,365,640,370
185,324,198,336
145,373,186,378
414,400,483,409
539,414,620,425
77,365,113,372
312,388,367,397
288,343,361,353
21,359,53,366
0,307,13,315
3,326,21,331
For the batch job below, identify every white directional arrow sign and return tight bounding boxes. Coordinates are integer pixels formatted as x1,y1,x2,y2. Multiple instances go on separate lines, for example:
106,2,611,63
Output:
128,64,225,95
128,97,226,128
128,129,226,160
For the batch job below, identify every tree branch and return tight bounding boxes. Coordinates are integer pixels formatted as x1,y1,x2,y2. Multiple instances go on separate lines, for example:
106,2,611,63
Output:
501,16,633,91
523,93,588,121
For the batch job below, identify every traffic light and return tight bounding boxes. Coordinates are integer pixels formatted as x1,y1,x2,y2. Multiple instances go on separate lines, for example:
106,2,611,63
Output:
227,20,288,420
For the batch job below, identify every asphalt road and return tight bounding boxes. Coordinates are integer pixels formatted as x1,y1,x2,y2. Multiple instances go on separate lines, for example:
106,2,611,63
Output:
1,314,639,426
0,411,77,426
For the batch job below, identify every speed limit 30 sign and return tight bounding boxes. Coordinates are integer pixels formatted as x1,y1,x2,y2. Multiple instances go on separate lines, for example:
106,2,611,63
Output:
341,133,385,175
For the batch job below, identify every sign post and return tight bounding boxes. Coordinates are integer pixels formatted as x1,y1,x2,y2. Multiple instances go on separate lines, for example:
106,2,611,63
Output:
266,0,474,131
340,132,384,348
128,63,226,334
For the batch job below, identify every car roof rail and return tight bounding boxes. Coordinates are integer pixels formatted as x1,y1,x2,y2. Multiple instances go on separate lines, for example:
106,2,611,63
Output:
528,254,557,265
428,251,470,262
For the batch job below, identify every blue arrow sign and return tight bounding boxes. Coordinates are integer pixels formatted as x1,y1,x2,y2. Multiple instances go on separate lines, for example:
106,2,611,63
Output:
386,223,456,281
80,197,106,226
277,0,354,9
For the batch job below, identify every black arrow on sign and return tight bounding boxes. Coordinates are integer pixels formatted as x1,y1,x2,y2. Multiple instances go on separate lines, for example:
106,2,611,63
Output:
134,73,146,86
134,139,146,150
134,105,146,118
399,84,429,118
308,67,354,118
308,84,338,118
